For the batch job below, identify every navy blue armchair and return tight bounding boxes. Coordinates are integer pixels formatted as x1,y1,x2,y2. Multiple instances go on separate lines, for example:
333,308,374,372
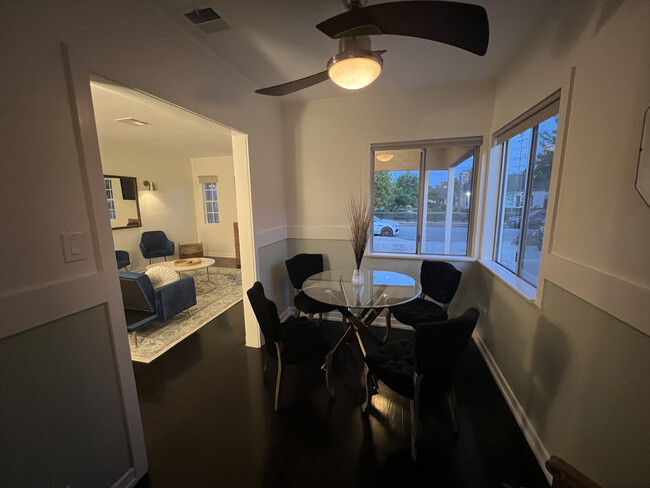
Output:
115,250,130,270
139,231,175,264
118,271,196,347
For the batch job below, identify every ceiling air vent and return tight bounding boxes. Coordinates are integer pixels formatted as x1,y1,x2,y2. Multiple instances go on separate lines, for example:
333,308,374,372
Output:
184,7,230,34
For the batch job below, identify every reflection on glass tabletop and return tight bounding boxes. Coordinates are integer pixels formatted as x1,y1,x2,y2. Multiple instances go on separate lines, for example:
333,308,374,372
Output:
303,268,421,310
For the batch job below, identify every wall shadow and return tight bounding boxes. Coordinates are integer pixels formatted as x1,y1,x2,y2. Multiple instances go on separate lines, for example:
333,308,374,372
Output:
525,316,570,433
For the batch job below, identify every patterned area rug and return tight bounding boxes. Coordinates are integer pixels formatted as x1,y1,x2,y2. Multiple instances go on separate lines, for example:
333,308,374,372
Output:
129,267,242,363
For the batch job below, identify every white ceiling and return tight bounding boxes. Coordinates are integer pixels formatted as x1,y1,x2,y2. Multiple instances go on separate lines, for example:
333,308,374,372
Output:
90,78,234,159
151,0,550,102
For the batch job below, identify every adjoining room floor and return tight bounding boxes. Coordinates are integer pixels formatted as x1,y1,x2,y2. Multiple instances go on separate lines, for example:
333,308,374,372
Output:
133,303,549,488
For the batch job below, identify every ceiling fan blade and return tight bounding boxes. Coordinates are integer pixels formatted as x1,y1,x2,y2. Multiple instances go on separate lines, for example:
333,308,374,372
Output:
256,70,330,96
317,1,489,56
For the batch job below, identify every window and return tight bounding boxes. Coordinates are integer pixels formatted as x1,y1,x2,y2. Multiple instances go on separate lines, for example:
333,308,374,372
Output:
371,138,481,256
202,182,219,223
105,178,116,220
494,95,559,286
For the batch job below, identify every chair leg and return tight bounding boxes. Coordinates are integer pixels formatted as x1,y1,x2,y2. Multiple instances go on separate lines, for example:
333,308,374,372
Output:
447,387,459,433
361,363,373,413
411,373,423,461
383,311,392,343
148,258,152,265
318,312,323,321
325,351,335,398
274,344,283,412
294,308,301,318
132,332,138,348
308,313,314,320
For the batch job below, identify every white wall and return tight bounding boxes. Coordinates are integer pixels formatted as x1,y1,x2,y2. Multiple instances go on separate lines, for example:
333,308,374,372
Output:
191,156,238,258
275,81,494,311
100,141,199,270
476,2,650,486
0,0,287,485
282,81,495,241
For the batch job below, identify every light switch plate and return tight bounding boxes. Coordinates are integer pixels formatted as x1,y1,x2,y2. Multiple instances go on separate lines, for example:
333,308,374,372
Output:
61,232,87,262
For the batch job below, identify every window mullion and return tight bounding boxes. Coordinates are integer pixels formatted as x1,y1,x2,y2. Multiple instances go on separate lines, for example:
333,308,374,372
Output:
517,126,539,277
420,155,429,254
494,141,509,262
415,149,425,254
443,166,455,254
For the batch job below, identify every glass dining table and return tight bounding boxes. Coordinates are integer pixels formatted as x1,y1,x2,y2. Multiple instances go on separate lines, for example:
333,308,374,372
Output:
303,268,422,379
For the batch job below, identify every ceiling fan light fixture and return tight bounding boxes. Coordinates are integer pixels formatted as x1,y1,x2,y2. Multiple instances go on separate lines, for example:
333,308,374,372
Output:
328,54,382,90
327,36,382,90
376,153,394,162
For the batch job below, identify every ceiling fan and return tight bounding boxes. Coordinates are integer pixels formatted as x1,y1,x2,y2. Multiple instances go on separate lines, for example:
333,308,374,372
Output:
255,0,489,96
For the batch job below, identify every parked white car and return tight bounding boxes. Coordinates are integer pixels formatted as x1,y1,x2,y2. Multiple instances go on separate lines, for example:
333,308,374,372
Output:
373,216,400,237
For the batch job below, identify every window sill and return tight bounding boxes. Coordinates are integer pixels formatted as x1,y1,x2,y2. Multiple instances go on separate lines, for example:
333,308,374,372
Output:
368,252,476,263
478,260,537,303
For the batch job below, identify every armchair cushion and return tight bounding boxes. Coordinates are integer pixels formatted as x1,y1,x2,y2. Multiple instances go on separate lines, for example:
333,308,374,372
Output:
390,298,447,327
365,338,415,398
293,290,336,315
280,316,331,364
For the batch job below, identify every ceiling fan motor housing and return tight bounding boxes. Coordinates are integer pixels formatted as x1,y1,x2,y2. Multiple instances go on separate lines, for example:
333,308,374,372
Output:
327,36,383,70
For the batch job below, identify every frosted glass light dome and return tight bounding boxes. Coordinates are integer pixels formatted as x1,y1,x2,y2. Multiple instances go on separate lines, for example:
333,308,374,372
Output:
328,56,382,90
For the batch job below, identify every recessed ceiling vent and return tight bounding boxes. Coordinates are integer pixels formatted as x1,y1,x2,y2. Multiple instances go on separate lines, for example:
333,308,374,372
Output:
114,117,149,127
184,7,230,34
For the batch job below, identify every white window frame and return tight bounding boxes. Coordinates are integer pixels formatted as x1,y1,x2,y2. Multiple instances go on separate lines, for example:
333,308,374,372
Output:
105,178,116,220
201,181,219,224
486,91,561,296
369,137,482,258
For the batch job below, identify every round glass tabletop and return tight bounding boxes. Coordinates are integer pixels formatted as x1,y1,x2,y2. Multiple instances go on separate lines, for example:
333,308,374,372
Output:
303,268,421,310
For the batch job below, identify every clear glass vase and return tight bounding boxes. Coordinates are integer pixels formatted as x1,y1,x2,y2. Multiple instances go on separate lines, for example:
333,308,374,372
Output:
352,267,364,285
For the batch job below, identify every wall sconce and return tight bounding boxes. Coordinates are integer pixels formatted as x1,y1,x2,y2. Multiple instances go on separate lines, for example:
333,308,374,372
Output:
143,180,157,191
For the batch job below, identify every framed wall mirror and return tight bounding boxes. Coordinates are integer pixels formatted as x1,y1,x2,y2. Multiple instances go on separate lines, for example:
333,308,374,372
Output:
104,175,142,229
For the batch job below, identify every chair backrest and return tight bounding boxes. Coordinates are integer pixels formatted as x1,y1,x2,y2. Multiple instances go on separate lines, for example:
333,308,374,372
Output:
420,260,462,305
246,281,283,344
118,271,156,313
115,250,130,269
285,253,324,290
414,307,480,392
140,230,169,249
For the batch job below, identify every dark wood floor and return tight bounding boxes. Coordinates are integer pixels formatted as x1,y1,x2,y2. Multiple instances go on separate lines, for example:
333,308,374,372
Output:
133,301,549,488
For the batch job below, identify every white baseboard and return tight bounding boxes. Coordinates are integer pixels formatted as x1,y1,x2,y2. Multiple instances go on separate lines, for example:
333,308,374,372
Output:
204,252,236,259
473,333,552,484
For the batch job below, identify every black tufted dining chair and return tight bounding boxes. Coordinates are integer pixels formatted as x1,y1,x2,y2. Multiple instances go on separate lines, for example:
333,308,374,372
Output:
247,281,334,411
384,260,462,342
362,307,480,460
285,253,339,321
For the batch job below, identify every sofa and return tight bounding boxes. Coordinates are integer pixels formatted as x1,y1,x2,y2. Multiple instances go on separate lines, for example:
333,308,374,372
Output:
118,271,196,347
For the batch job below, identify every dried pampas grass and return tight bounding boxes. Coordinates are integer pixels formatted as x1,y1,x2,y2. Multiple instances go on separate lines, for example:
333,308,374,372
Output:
346,193,372,270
